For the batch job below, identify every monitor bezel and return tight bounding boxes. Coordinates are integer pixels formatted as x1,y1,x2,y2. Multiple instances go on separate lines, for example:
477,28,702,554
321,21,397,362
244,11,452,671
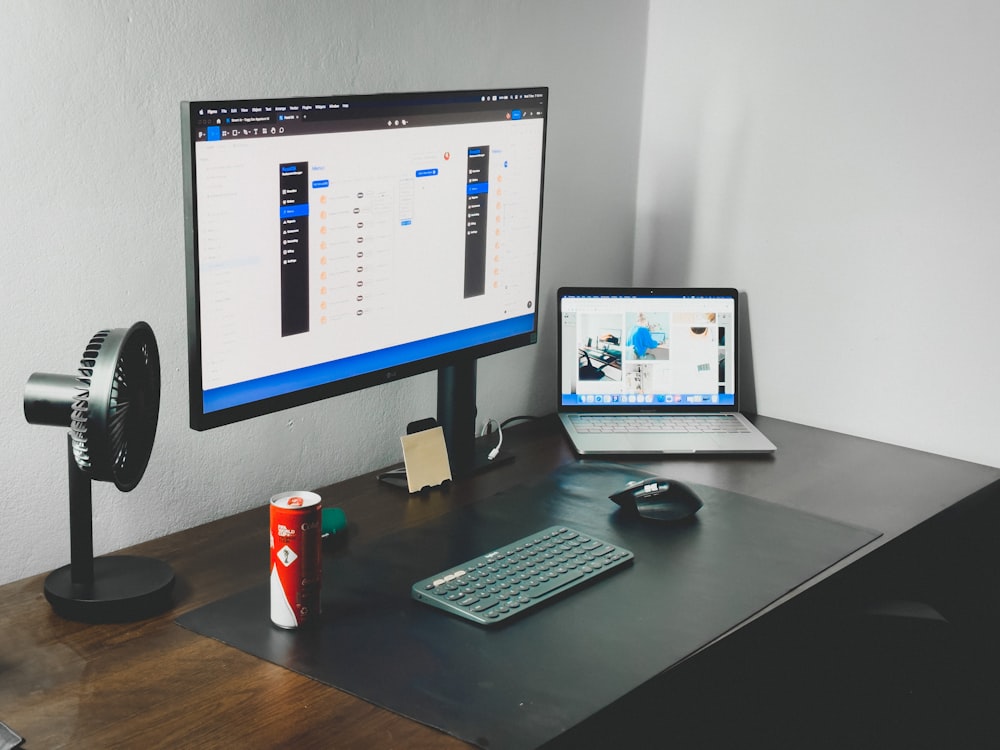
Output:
182,87,547,432
556,287,742,414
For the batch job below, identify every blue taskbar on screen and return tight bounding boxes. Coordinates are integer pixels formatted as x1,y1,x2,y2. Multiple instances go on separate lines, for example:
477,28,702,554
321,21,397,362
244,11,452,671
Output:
204,315,534,413
561,393,736,407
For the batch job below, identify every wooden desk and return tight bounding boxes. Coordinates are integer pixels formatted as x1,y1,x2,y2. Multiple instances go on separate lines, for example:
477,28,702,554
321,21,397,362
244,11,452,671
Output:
2,416,998,749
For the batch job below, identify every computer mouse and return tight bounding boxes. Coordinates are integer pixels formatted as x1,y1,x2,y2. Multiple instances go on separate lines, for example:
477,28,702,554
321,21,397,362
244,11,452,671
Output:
609,477,703,522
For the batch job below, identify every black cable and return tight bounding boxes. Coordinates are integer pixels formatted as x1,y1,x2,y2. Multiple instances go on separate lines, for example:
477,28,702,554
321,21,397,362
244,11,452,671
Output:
500,415,541,429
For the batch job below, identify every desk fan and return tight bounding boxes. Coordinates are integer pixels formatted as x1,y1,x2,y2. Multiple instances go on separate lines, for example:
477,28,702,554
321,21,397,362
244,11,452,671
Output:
23,321,174,622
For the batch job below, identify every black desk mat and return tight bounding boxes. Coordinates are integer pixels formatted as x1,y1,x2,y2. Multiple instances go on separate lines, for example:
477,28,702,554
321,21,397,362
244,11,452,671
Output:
177,462,879,749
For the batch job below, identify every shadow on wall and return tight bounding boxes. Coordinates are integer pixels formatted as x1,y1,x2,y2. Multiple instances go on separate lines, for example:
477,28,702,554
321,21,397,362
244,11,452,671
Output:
633,174,696,285
738,291,758,417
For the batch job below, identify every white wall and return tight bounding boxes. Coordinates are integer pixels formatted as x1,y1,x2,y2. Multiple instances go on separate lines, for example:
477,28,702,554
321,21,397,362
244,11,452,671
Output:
636,0,1000,468
0,0,649,585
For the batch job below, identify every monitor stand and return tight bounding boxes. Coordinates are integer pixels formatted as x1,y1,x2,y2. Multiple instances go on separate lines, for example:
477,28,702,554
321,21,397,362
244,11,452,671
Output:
437,360,514,478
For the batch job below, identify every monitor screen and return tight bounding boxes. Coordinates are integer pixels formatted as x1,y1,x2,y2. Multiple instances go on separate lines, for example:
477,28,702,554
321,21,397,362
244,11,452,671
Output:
182,87,548,472
558,289,738,410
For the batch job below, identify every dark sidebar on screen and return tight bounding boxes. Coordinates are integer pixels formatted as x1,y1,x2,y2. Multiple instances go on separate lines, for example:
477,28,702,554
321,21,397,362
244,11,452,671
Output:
464,145,489,299
280,162,310,336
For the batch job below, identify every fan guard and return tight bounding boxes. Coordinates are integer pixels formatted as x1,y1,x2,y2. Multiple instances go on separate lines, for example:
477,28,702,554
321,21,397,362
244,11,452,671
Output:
71,326,160,489
24,322,173,623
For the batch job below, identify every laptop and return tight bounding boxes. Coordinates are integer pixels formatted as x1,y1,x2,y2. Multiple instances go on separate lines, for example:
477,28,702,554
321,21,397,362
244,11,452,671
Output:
557,287,776,455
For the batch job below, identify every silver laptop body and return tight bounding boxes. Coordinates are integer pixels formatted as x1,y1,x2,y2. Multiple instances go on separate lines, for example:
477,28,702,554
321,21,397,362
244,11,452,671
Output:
557,287,776,455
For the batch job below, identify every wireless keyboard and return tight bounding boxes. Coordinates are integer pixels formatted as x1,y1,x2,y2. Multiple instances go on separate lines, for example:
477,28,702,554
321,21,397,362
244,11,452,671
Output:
411,525,634,625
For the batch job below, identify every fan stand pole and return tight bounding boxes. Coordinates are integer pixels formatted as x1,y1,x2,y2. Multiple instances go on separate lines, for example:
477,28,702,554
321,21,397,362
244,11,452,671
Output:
43,437,175,623
67,434,95,588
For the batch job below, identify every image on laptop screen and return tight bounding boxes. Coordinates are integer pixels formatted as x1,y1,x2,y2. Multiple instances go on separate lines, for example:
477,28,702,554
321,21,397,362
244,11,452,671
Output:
559,290,737,411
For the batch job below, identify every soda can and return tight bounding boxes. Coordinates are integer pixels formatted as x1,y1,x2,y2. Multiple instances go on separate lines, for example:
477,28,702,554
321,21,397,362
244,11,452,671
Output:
269,491,323,628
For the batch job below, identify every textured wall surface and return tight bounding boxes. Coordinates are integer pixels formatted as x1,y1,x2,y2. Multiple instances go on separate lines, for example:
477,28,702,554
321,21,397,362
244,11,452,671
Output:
0,0,650,584
636,0,1000,467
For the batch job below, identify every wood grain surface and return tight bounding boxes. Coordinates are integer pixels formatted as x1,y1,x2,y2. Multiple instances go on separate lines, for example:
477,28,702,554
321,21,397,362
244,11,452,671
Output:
0,418,571,749
4,414,998,749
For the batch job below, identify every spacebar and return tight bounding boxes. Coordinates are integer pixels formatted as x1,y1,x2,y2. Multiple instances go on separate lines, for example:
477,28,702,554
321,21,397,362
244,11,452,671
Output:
527,569,585,599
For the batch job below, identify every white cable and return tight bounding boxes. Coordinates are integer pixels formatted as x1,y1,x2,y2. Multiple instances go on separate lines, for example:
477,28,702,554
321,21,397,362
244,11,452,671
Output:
481,417,503,461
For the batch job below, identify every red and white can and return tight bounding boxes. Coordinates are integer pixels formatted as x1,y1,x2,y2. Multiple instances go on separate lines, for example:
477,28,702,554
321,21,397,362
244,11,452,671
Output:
269,491,323,628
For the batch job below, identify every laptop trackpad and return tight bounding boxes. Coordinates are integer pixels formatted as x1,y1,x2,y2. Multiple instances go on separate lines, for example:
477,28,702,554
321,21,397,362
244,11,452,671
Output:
626,432,722,453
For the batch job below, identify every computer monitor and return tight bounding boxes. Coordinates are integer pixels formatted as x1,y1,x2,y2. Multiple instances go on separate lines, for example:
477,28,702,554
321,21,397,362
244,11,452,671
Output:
182,87,548,477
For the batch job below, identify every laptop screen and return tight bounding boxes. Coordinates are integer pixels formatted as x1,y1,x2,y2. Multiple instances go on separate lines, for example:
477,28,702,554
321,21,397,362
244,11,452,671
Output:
558,288,738,411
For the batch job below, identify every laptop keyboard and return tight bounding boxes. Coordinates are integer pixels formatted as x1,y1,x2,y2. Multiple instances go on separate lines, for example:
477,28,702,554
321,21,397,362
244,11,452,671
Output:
569,414,750,434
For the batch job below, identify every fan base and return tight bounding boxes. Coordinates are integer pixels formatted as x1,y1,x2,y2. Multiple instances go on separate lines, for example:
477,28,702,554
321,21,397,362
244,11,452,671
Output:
44,555,175,623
